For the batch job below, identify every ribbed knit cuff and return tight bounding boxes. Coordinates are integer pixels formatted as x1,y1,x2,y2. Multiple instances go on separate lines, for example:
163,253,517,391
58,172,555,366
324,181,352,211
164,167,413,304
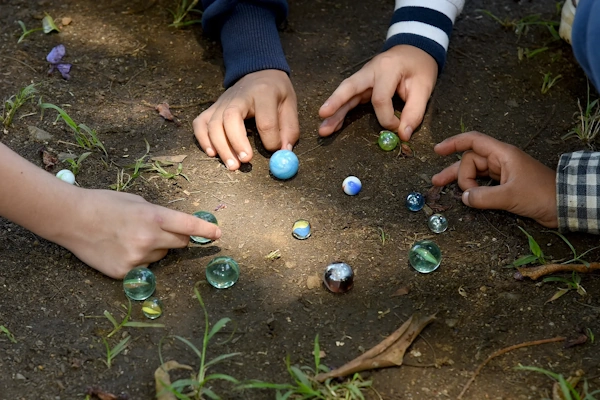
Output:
219,3,290,87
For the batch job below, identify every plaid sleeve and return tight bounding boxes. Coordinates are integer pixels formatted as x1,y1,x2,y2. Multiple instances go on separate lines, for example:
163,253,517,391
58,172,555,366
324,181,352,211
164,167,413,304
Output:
557,151,600,233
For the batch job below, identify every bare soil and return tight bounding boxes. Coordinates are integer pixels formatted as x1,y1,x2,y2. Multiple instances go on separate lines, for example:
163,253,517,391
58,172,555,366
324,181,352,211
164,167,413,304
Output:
1,0,599,399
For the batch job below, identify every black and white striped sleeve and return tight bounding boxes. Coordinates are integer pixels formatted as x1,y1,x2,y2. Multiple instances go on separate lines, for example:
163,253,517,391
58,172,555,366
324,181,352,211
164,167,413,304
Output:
382,0,464,73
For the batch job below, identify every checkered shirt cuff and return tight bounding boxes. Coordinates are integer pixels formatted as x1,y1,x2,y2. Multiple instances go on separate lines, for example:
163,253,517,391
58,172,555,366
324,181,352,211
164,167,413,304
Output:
557,151,600,233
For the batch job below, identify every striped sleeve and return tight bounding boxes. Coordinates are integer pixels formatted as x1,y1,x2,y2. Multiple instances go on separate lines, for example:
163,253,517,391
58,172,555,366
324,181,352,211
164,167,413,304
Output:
382,0,465,73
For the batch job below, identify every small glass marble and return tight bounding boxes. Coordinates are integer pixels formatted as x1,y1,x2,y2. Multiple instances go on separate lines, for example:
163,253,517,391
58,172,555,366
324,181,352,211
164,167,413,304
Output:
190,211,218,244
269,149,299,180
142,297,163,320
292,219,311,240
408,240,442,273
405,192,425,212
378,130,399,151
342,176,362,196
123,267,156,300
428,214,448,233
206,256,240,289
323,262,354,293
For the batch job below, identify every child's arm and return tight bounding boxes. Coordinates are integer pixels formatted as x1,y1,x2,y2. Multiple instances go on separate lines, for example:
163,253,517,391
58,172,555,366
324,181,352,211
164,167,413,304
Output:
319,0,465,141
195,1,298,170
0,142,221,279
431,132,559,228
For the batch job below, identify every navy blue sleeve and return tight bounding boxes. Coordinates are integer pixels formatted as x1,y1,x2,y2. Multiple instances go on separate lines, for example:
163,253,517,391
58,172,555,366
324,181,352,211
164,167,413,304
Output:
572,0,600,93
201,0,290,88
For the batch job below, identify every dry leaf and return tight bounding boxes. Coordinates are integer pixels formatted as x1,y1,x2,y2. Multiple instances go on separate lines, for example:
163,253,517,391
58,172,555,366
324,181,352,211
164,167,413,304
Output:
61,17,72,26
39,147,58,170
564,334,587,349
86,387,128,400
150,155,187,164
546,288,569,303
155,103,175,121
390,286,410,297
400,143,413,157
155,360,193,400
315,313,436,381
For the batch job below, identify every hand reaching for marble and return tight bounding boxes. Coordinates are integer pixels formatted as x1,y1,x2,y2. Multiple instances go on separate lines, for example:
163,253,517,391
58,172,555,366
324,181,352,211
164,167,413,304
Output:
0,142,222,279
318,45,438,141
193,69,300,170
431,132,558,228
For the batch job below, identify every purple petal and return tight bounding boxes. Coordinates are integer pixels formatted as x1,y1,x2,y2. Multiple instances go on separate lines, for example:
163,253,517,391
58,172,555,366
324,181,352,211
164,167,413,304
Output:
56,63,71,80
46,44,66,64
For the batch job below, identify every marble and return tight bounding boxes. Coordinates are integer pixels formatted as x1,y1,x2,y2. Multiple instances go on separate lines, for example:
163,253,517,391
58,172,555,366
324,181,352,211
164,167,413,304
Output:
405,192,425,212
190,211,218,244
206,256,240,289
342,176,362,196
323,262,354,293
269,149,299,180
408,240,442,273
292,219,311,240
123,267,156,300
378,130,399,151
142,297,163,319
428,214,448,233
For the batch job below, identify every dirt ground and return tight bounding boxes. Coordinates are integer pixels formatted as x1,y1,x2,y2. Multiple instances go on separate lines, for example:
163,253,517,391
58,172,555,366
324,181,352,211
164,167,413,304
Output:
1,0,599,399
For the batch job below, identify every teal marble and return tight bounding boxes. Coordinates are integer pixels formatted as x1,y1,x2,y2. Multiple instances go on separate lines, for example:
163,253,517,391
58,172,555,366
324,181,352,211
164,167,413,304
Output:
408,240,442,273
123,267,156,300
190,211,218,244
206,256,240,289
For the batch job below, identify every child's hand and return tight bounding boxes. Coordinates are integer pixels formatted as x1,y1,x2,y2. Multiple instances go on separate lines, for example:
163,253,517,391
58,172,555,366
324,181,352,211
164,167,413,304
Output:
431,132,558,228
59,190,222,279
318,45,438,141
193,69,299,170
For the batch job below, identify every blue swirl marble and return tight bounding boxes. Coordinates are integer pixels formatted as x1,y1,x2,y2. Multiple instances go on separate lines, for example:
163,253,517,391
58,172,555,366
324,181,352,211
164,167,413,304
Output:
342,176,362,196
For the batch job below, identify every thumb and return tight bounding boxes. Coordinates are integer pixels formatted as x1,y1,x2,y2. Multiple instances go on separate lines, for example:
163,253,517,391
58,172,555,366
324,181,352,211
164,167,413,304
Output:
398,89,429,141
463,185,512,211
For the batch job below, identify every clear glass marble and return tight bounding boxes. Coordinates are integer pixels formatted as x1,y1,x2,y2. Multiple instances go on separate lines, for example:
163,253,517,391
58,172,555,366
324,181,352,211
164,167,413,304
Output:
292,219,311,240
378,130,399,151
142,297,163,319
408,240,442,273
428,214,448,233
190,211,218,244
405,192,425,212
123,267,156,300
323,262,354,293
206,256,240,289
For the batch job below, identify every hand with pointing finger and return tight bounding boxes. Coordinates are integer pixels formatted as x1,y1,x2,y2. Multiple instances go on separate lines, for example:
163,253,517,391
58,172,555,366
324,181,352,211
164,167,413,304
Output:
318,45,438,141
431,132,558,228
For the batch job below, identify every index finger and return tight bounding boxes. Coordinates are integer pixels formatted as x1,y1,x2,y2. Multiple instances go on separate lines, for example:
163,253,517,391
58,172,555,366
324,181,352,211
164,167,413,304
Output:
434,131,507,157
319,72,373,119
157,208,222,240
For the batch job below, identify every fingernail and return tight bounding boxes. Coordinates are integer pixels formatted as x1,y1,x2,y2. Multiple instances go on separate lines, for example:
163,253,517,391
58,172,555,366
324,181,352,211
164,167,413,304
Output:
462,190,470,206
206,147,213,156
238,152,248,160
226,159,235,169
286,143,293,151
319,119,328,128
321,101,329,109
215,227,222,238
404,126,413,137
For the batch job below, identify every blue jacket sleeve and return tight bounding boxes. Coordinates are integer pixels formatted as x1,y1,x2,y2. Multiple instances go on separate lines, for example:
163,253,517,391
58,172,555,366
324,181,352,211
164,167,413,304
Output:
201,0,290,88
382,0,464,73
572,0,600,93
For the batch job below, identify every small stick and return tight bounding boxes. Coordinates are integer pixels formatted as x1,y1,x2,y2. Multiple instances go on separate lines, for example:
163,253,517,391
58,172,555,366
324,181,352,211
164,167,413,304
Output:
457,336,566,399
0,55,38,74
517,262,600,280
340,55,374,75
521,105,556,150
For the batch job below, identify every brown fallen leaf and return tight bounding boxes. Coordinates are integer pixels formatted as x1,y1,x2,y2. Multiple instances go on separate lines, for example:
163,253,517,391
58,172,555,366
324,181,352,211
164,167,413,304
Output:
86,387,128,400
399,142,413,158
390,286,410,297
564,334,588,349
314,313,436,382
155,103,177,123
39,147,58,170
155,360,193,400
425,185,452,213
518,262,600,280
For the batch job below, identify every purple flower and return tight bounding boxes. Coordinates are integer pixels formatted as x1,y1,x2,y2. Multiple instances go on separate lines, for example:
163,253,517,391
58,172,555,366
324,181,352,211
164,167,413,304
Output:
47,44,72,80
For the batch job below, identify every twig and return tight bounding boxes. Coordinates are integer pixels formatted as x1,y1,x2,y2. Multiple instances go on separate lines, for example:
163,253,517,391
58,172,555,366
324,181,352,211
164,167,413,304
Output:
517,262,600,280
456,336,566,399
521,105,556,150
0,55,38,74
452,48,479,64
340,55,374,75
297,143,323,157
